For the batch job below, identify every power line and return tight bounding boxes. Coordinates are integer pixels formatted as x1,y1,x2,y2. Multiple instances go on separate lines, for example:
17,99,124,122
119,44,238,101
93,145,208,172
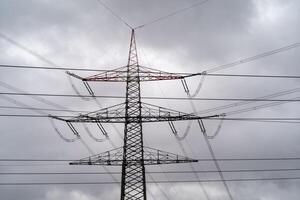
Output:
3,114,300,124
196,87,300,115
0,105,86,113
2,157,300,162
94,0,132,29
2,91,300,102
0,32,58,67
199,121,234,200
0,164,67,167
2,114,300,122
204,73,300,79
1,9,298,197
0,32,121,158
2,167,300,175
0,64,113,72
0,32,116,73
205,42,300,73
155,74,211,199
0,86,85,142
0,81,68,110
0,34,121,162
1,23,299,83
207,118,300,122
3,64,300,80
207,118,300,124
170,139,209,199
0,114,67,118
225,120,300,124
182,90,225,199
3,114,300,125
135,0,209,29
1,177,300,186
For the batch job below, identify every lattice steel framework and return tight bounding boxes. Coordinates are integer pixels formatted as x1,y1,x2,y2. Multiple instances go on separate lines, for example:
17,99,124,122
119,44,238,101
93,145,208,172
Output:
51,29,219,200
121,29,146,200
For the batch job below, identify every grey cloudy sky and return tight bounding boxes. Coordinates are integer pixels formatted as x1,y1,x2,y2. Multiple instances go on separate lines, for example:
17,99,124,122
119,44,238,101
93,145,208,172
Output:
0,0,300,199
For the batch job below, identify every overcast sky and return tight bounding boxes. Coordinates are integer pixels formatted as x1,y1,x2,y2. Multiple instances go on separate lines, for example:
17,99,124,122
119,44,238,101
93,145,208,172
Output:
0,0,300,199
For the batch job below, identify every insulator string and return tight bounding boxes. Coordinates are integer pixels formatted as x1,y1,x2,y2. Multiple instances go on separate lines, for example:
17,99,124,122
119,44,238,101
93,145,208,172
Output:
49,118,79,142
67,74,92,101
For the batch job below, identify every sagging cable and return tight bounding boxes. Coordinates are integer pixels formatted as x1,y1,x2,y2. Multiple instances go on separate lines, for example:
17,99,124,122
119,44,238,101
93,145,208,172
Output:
49,118,79,142
169,118,193,141
178,98,198,141
172,95,196,141
83,123,106,142
177,121,192,141
207,114,225,139
174,92,202,141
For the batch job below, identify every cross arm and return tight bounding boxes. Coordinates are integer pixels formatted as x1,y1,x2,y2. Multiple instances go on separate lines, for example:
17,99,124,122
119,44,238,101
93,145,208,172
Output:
49,102,221,123
69,146,198,166
66,65,201,82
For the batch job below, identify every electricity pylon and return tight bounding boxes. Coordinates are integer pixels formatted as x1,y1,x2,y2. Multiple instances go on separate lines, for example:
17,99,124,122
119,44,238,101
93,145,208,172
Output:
51,29,219,200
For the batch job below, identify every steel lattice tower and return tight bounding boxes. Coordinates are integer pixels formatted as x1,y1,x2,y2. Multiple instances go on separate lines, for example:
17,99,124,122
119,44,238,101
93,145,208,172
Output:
121,29,146,199
51,29,219,200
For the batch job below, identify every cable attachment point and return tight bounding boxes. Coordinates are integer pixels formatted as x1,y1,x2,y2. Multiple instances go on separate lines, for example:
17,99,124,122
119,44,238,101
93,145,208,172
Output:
66,71,83,79
207,114,225,139
219,113,226,117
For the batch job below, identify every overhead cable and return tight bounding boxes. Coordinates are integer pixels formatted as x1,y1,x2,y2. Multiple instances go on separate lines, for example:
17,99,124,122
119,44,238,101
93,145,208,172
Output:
135,0,210,29
197,120,234,200
2,63,300,79
2,114,300,124
3,156,300,162
0,64,114,72
1,177,300,185
205,42,300,73
3,167,300,175
3,91,300,102
94,0,132,29
0,32,58,67
197,87,300,115
0,105,86,113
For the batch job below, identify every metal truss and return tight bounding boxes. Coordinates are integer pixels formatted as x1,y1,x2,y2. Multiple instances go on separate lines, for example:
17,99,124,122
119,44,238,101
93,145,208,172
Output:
67,65,199,82
51,29,212,200
50,102,219,123
70,146,197,166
